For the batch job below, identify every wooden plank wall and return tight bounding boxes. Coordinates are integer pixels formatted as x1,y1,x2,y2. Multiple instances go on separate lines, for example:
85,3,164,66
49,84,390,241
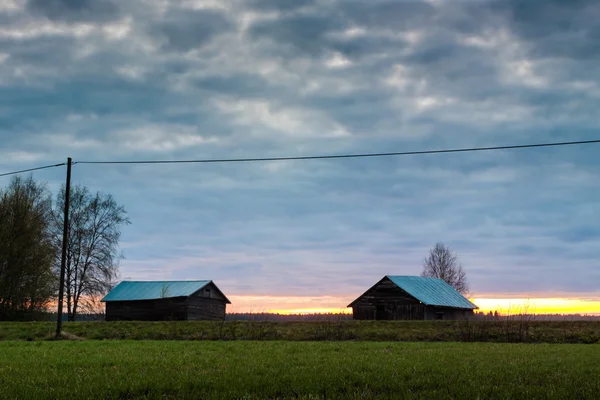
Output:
352,277,424,320
186,297,226,321
354,277,420,304
193,282,227,301
105,298,188,321
352,304,425,320
423,306,474,320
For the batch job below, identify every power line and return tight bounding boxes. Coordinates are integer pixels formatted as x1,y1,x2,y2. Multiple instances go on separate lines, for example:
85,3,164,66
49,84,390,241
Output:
0,163,67,178
75,139,600,165
1,139,598,177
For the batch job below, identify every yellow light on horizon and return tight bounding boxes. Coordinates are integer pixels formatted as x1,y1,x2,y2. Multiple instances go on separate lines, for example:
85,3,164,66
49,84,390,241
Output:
472,298,600,315
67,294,600,316
230,295,600,315
267,308,352,315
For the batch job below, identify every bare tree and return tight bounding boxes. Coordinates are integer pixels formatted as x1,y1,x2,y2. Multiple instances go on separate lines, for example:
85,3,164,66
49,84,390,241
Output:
0,176,56,320
421,243,469,295
78,296,107,320
53,185,130,321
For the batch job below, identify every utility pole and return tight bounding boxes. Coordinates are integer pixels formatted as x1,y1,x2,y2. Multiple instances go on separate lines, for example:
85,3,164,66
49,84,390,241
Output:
56,157,72,339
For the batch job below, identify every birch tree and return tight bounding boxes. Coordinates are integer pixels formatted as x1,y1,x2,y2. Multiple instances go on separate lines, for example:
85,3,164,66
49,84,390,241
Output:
54,185,130,321
421,243,469,295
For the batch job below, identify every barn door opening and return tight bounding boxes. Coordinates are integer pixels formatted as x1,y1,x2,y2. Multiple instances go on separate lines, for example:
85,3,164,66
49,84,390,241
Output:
376,305,388,320
435,312,444,320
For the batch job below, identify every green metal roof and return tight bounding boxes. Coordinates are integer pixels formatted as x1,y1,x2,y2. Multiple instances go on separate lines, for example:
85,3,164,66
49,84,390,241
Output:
101,280,211,302
386,276,478,309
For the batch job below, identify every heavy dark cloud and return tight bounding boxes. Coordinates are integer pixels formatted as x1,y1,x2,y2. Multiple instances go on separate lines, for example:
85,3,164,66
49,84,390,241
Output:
330,35,406,60
339,0,436,30
498,0,596,38
0,35,76,67
247,2,430,58
459,0,600,61
26,0,120,23
153,9,233,52
245,0,316,12
249,14,345,56
2,0,600,299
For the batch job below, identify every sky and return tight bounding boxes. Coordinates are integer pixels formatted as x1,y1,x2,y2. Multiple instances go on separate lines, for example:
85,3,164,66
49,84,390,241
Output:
1,0,600,314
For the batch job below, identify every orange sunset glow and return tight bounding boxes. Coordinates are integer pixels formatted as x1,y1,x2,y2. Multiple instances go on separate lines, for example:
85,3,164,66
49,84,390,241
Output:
227,295,600,315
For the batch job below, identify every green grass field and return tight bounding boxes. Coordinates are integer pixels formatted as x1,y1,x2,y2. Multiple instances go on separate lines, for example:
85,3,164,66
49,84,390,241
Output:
1,320,600,343
0,341,599,399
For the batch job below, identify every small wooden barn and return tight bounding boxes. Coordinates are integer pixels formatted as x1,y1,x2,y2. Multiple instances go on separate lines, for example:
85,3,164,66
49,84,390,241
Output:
101,280,231,321
348,275,478,320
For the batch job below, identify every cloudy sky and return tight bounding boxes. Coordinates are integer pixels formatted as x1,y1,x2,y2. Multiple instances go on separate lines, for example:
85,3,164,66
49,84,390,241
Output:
1,0,599,312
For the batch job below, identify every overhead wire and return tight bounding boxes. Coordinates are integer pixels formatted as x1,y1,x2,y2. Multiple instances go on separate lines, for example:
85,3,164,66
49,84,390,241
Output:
1,139,599,177
0,163,67,178
74,139,600,165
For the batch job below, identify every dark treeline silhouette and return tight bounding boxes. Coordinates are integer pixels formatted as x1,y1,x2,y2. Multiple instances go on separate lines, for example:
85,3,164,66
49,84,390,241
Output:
35,312,353,322
17,310,600,322
226,313,353,322
473,311,600,321
0,176,128,321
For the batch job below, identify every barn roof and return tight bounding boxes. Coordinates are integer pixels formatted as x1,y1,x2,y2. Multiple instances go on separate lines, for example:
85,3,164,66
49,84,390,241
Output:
387,276,477,309
348,275,478,309
101,280,231,303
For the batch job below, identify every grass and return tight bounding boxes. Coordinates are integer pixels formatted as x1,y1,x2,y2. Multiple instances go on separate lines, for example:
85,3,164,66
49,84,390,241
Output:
1,320,600,343
0,341,599,399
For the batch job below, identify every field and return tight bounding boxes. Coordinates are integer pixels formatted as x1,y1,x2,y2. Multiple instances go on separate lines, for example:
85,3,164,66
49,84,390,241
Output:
2,321,599,399
1,320,600,343
0,341,599,399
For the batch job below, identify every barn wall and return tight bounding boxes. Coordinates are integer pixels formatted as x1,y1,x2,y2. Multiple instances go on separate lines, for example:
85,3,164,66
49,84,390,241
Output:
352,303,425,320
351,277,425,320
423,306,474,321
193,282,227,301
186,297,226,321
105,298,188,321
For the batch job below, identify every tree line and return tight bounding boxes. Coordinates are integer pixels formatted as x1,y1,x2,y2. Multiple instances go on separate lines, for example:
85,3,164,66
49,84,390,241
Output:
0,176,129,321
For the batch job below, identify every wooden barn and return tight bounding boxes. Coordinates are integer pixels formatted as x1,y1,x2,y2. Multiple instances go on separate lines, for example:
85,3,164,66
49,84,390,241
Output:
348,275,478,320
101,280,231,321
